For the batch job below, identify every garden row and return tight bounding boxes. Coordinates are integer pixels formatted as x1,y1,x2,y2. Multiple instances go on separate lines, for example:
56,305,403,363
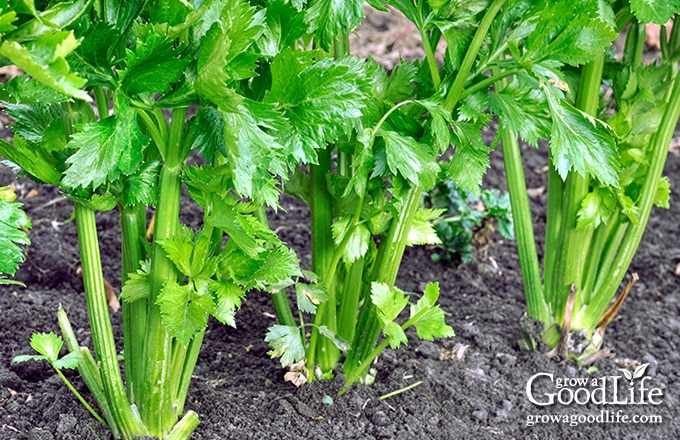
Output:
1,1,679,438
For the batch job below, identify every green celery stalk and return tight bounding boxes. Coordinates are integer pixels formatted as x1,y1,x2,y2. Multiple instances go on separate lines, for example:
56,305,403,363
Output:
119,203,147,403
75,203,146,437
546,55,603,324
499,128,550,323
575,70,680,331
343,186,422,383
307,147,339,374
139,108,187,436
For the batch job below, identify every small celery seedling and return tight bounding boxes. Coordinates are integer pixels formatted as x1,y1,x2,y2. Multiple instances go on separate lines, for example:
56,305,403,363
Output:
13,332,106,426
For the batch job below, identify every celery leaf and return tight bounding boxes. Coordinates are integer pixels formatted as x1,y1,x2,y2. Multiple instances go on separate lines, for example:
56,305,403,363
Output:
371,282,409,324
543,85,619,186
630,0,680,24
62,96,149,191
0,31,89,101
265,324,305,367
0,187,31,281
157,279,213,346
121,31,189,95
304,0,363,50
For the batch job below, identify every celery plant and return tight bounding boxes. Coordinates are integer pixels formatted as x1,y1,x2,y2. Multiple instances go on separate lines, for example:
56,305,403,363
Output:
263,0,579,390
0,0,364,438
492,0,680,359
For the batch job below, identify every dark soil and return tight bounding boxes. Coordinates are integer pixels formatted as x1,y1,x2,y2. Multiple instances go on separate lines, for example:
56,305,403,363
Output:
2,7,680,440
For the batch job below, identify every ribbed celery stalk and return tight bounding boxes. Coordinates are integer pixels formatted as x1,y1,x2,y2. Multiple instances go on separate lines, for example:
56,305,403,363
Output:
547,56,603,323
575,69,680,331
119,203,147,402
307,146,338,374
343,186,422,382
75,203,147,438
139,108,187,436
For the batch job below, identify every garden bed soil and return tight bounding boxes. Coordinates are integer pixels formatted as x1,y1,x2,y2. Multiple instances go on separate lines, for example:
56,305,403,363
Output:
2,5,680,440
1,140,679,440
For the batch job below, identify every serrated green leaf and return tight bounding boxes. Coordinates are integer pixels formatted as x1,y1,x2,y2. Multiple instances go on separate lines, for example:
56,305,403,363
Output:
206,196,263,257
371,282,408,324
265,324,305,367
0,31,90,101
121,31,190,95
53,350,82,370
268,51,370,163
196,23,244,112
576,187,616,230
0,136,63,185
221,0,265,55
381,61,417,102
408,282,454,340
221,102,288,206
258,0,307,57
28,332,63,363
383,321,408,349
331,217,370,263
295,282,327,314
447,121,491,194
120,160,160,207
304,0,363,50
379,129,437,187
0,10,17,35
406,208,445,246
415,99,452,151
4,102,62,143
158,225,195,277
630,0,680,24
2,74,70,104
147,0,193,26
120,263,151,303
654,176,670,209
538,14,616,66
183,164,232,207
157,279,213,346
62,96,149,191
0,192,31,277
616,188,639,223
12,354,45,363
210,280,245,327
543,85,619,186
343,128,374,197
189,106,226,163
250,245,302,288
411,306,454,340
488,78,551,147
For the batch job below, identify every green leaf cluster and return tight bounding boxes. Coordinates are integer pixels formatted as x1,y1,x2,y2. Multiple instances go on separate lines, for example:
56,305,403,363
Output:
0,186,31,284
424,181,513,264
372,281,454,349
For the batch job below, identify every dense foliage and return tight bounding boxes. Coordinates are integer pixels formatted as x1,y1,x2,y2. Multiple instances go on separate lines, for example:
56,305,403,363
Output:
1,0,678,438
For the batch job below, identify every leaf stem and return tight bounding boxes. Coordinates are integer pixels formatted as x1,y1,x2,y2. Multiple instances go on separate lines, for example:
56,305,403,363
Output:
443,0,506,112
343,186,422,383
139,108,187,435
499,127,549,323
547,55,603,326
119,204,147,403
75,203,146,437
